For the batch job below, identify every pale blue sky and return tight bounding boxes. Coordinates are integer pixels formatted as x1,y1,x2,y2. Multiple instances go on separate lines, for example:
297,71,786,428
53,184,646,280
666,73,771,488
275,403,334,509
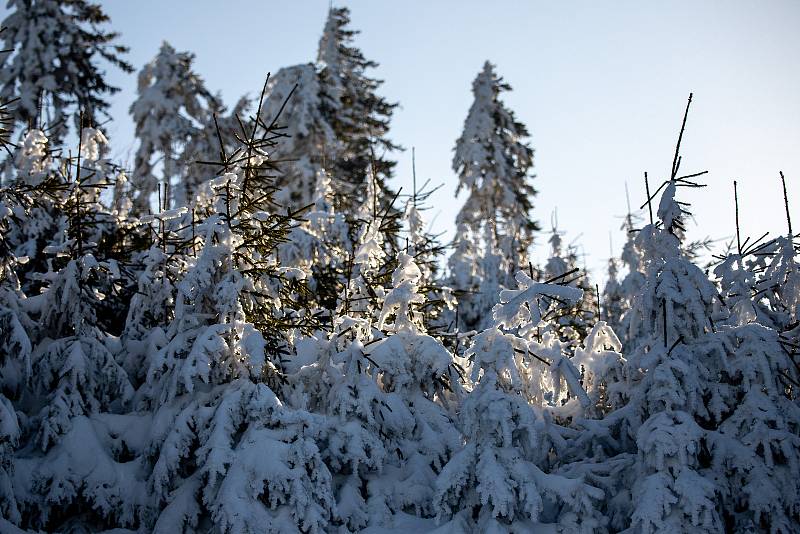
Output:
100,0,800,280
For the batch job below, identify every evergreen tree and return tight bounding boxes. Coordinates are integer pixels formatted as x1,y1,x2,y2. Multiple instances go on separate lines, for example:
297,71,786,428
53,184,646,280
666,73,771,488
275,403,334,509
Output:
401,183,453,334
447,221,482,333
316,7,399,214
434,270,604,532
130,41,216,212
259,64,338,209
542,226,598,342
363,253,463,526
2,132,151,531
138,90,335,533
451,61,538,276
616,206,647,350
602,257,625,333
753,174,799,335
0,0,132,142
0,177,32,527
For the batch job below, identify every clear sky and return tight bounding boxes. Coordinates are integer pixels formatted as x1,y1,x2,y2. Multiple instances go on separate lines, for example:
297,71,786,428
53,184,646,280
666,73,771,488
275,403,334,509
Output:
99,0,799,281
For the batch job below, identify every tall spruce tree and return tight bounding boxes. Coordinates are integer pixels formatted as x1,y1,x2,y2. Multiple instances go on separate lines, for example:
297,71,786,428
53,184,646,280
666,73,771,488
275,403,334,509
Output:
259,63,338,209
130,41,216,212
0,0,132,142
451,61,538,274
316,7,399,214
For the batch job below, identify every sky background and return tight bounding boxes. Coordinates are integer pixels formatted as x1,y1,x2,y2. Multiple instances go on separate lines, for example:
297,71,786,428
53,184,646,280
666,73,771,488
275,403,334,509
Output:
95,0,799,282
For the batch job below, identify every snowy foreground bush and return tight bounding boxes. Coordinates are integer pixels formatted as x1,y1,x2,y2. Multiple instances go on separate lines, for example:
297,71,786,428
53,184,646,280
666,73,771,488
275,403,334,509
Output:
0,2,799,533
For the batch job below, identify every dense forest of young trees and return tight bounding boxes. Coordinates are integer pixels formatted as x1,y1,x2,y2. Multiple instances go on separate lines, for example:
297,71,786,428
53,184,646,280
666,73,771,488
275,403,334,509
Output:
0,2,797,533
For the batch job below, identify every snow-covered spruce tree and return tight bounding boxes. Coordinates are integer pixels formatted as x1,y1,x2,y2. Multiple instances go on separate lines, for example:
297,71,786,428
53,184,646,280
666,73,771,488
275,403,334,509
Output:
625,176,800,532
137,87,340,533
0,178,34,528
278,167,354,315
14,259,142,531
360,252,463,525
555,103,714,531
451,60,538,277
400,176,454,336
615,206,647,350
448,61,538,334
4,138,155,531
299,252,462,530
558,175,727,533
711,182,779,329
548,97,800,532
602,257,625,334
328,168,404,329
130,41,216,212
281,182,459,529
704,178,800,532
259,65,356,312
445,219,486,346
4,117,140,297
0,0,132,142
259,64,338,209
434,269,605,532
118,211,188,388
752,174,799,336
283,176,393,419
617,129,731,529
542,226,598,343
259,59,394,315
2,127,72,294
316,7,399,215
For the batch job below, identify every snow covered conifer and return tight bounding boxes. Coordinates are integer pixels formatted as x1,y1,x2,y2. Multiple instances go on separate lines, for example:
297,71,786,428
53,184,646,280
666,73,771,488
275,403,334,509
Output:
616,207,647,350
602,257,626,333
362,252,463,525
754,174,799,334
613,174,729,532
401,180,453,334
0,189,32,528
447,221,482,333
542,226,598,342
316,7,399,214
332,170,404,329
623,178,800,531
138,87,337,533
707,178,800,531
259,64,338,209
12,240,141,529
130,41,216,212
435,269,604,532
0,0,132,142
451,61,538,277
119,243,182,387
